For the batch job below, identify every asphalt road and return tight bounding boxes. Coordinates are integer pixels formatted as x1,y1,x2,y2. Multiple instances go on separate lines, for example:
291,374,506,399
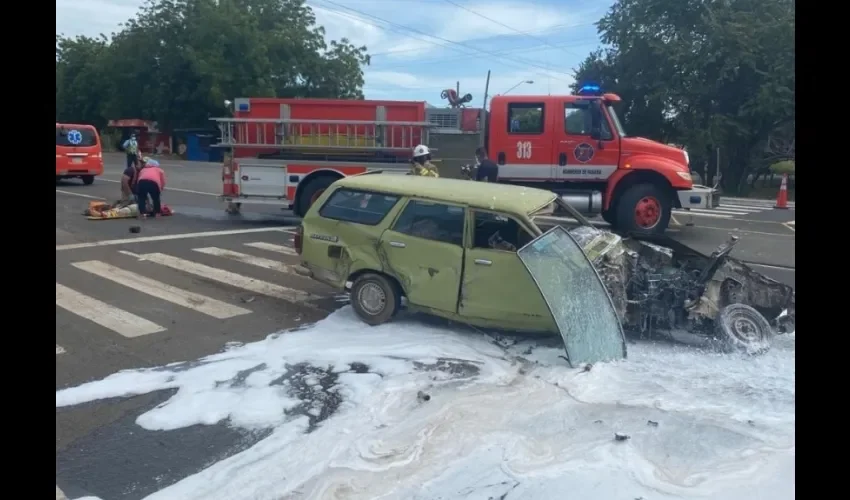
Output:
55,157,796,499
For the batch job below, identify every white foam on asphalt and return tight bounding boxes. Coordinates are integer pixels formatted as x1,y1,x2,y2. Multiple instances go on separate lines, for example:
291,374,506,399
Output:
55,308,795,500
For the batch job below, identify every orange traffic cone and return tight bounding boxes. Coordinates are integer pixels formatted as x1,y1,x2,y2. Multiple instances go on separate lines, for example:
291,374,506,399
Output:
774,173,789,209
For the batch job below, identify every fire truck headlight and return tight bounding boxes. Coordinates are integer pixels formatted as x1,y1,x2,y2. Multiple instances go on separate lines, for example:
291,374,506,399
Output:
676,171,692,182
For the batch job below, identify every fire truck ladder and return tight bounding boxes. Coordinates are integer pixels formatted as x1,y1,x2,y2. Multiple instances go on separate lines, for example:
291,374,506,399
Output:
211,117,434,151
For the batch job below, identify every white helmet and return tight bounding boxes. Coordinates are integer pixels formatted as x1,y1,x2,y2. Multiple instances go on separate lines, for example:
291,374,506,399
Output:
413,144,430,157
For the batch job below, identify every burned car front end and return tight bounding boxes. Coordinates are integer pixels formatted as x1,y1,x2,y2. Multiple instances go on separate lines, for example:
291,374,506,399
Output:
568,226,795,353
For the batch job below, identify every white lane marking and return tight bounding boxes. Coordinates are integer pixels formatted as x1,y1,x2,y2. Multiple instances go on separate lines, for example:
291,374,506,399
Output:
56,485,68,500
56,345,66,355
680,207,750,215
193,247,299,274
56,227,295,251
55,189,106,200
120,251,317,304
97,178,218,196
717,203,766,211
56,283,166,337
783,221,795,232
672,210,733,219
244,242,298,256
72,260,251,319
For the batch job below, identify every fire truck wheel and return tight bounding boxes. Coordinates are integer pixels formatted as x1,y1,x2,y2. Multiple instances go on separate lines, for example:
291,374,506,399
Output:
601,210,617,226
81,175,95,185
297,175,337,217
616,183,671,235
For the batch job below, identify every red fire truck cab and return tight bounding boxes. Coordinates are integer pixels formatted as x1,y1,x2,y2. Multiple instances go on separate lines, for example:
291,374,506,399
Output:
213,89,717,235
487,89,713,233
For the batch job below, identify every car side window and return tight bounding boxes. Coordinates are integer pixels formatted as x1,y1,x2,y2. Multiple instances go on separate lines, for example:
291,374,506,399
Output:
471,211,535,252
508,103,545,134
392,200,465,246
318,188,400,226
565,102,612,139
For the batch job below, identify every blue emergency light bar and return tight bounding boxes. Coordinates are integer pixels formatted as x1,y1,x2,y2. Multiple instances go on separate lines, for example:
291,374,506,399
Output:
577,84,602,96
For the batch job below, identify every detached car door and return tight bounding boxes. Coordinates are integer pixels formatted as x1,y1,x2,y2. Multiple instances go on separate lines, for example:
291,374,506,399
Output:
379,199,466,314
518,225,627,366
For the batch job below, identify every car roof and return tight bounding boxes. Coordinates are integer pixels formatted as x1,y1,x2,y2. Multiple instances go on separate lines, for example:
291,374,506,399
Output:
335,173,557,214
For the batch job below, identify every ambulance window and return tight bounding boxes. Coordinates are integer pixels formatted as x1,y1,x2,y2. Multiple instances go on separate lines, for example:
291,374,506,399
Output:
56,126,99,147
508,103,544,134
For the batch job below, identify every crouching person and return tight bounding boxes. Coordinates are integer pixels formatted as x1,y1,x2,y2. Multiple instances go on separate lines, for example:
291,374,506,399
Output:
136,158,166,217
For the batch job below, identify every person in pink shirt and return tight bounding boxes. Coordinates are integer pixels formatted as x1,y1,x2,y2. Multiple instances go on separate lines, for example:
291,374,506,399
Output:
136,158,166,217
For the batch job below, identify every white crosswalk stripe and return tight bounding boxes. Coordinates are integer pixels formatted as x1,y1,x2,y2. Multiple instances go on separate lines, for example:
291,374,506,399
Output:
56,240,329,341
243,241,298,256
56,283,167,338
674,202,774,220
193,247,300,274
71,260,251,319
119,250,319,304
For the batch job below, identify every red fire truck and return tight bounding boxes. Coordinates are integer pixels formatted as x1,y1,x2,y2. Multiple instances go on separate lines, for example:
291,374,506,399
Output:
213,87,718,235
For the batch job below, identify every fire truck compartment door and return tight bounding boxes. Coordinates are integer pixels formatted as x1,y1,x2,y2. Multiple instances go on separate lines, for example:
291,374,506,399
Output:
237,162,289,199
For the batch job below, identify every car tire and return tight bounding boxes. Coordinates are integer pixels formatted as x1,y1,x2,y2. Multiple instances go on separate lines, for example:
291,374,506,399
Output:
350,273,400,326
81,175,95,185
715,303,772,354
296,176,337,217
615,183,671,236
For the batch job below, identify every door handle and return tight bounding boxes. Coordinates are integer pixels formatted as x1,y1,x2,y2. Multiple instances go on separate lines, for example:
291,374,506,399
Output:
558,152,567,166
474,259,492,266
389,241,406,248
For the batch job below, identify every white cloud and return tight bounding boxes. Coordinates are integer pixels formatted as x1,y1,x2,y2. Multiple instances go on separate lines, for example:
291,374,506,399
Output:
364,68,575,105
56,0,606,102
56,0,139,37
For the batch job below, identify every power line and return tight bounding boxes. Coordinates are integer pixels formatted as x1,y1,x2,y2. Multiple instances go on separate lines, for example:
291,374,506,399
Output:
373,37,600,70
312,0,576,81
439,0,586,59
369,21,600,57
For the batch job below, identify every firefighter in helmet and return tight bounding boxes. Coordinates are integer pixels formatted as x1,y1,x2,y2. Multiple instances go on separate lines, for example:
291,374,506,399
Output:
410,144,439,177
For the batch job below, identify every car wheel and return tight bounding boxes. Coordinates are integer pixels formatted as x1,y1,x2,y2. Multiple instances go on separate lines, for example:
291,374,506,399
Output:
615,183,672,236
81,175,95,185
715,303,772,354
296,175,337,217
350,273,399,326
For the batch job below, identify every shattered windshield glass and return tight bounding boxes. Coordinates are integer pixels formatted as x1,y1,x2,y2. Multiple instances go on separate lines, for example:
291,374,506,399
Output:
518,226,626,367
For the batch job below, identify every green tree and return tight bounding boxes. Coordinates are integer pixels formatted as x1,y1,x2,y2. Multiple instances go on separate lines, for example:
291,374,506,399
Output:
56,0,370,130
56,35,111,128
573,0,795,194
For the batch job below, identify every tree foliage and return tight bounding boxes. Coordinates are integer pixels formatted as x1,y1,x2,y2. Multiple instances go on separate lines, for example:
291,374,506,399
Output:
56,0,370,130
572,0,795,193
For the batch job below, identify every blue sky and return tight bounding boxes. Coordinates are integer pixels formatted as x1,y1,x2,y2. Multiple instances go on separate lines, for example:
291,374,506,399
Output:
56,0,613,105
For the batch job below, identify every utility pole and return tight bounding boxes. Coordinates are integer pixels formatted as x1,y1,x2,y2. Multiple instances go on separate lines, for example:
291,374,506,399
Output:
479,70,491,147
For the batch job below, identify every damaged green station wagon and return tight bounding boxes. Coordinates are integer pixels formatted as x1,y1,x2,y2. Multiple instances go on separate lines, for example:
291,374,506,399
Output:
294,173,626,367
